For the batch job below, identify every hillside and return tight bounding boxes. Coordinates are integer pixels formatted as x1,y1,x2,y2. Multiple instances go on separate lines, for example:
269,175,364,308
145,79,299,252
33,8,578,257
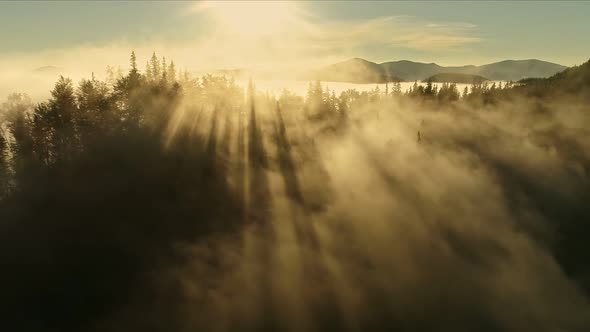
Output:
476,59,567,81
516,58,590,96
380,60,446,81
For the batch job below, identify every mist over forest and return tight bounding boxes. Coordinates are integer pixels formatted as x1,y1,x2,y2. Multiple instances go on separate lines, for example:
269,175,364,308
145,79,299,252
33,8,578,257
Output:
1,47,589,331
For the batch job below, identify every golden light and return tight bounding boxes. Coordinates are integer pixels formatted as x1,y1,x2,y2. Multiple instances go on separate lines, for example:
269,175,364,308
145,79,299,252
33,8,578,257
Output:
197,1,297,38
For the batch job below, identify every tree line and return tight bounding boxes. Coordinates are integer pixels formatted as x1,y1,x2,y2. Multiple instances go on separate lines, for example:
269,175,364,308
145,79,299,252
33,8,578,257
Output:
2,53,589,197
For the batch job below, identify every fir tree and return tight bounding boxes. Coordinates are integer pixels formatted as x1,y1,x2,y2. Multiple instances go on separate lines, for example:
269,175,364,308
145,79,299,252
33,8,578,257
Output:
167,60,176,83
145,61,153,82
150,52,160,79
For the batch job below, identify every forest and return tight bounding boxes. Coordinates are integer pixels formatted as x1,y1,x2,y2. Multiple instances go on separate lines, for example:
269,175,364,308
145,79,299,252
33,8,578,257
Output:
1,52,590,332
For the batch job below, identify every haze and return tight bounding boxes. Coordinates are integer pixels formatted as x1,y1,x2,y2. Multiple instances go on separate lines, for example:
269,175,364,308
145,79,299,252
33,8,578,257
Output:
1,1,589,99
1,2,589,332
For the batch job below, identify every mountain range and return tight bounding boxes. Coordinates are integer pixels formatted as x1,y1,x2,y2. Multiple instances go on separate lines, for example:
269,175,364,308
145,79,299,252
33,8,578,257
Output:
304,58,567,83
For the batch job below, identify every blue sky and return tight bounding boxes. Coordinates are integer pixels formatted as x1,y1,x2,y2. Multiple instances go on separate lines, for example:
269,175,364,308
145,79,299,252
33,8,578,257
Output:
0,1,588,69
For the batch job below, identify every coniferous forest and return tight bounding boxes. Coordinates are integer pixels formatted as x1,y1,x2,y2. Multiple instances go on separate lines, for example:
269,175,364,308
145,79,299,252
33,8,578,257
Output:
1,51,590,331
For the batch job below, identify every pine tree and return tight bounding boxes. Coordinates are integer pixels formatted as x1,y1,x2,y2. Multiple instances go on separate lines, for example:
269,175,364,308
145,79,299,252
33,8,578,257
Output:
392,81,402,96
0,125,9,197
130,51,138,73
160,56,168,86
167,60,176,83
48,77,78,162
371,85,380,101
4,93,34,181
145,61,153,83
31,103,52,166
331,90,337,111
150,52,160,80
305,81,324,118
76,78,112,146
128,51,141,88
425,80,434,96
106,65,116,87
411,81,419,96
449,83,459,101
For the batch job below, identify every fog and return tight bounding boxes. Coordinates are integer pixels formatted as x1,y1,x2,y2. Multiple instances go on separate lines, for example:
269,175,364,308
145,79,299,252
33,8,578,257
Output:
122,91,590,332
2,0,590,330
1,52,589,332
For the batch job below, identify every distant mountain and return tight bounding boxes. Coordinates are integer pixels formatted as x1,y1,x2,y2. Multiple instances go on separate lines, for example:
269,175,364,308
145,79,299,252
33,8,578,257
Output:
304,58,403,84
380,60,449,82
307,58,567,83
476,60,567,81
425,73,488,84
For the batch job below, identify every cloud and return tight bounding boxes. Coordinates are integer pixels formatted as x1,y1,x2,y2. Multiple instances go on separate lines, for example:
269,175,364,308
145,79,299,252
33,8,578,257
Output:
0,6,481,67
301,15,481,52
188,0,211,14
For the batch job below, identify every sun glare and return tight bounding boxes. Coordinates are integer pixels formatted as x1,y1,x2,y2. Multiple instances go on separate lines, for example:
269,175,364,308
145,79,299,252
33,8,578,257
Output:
201,1,297,38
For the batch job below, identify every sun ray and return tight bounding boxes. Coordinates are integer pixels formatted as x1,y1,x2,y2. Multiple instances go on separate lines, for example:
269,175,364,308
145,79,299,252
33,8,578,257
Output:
197,1,298,39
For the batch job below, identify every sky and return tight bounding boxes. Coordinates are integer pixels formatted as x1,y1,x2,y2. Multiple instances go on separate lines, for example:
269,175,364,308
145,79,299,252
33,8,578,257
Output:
0,1,588,79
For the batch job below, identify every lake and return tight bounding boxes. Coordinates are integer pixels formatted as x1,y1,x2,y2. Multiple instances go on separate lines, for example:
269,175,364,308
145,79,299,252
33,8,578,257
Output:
236,79,497,97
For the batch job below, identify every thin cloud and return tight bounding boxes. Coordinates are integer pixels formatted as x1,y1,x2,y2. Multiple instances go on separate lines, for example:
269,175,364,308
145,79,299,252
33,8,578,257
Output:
302,15,482,52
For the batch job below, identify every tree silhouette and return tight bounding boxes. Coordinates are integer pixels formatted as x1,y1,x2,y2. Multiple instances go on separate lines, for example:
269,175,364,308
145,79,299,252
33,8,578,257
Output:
391,81,402,96
4,94,34,183
130,51,138,73
150,51,160,80
145,61,153,83
0,125,8,197
46,77,77,163
128,51,141,88
167,60,176,83
160,57,168,85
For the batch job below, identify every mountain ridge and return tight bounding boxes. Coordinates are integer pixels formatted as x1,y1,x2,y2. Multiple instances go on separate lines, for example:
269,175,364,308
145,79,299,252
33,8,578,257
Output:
425,73,489,84
305,58,567,83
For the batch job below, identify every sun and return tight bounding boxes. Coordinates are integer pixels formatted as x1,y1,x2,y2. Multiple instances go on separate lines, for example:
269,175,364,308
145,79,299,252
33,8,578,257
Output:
197,1,297,38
